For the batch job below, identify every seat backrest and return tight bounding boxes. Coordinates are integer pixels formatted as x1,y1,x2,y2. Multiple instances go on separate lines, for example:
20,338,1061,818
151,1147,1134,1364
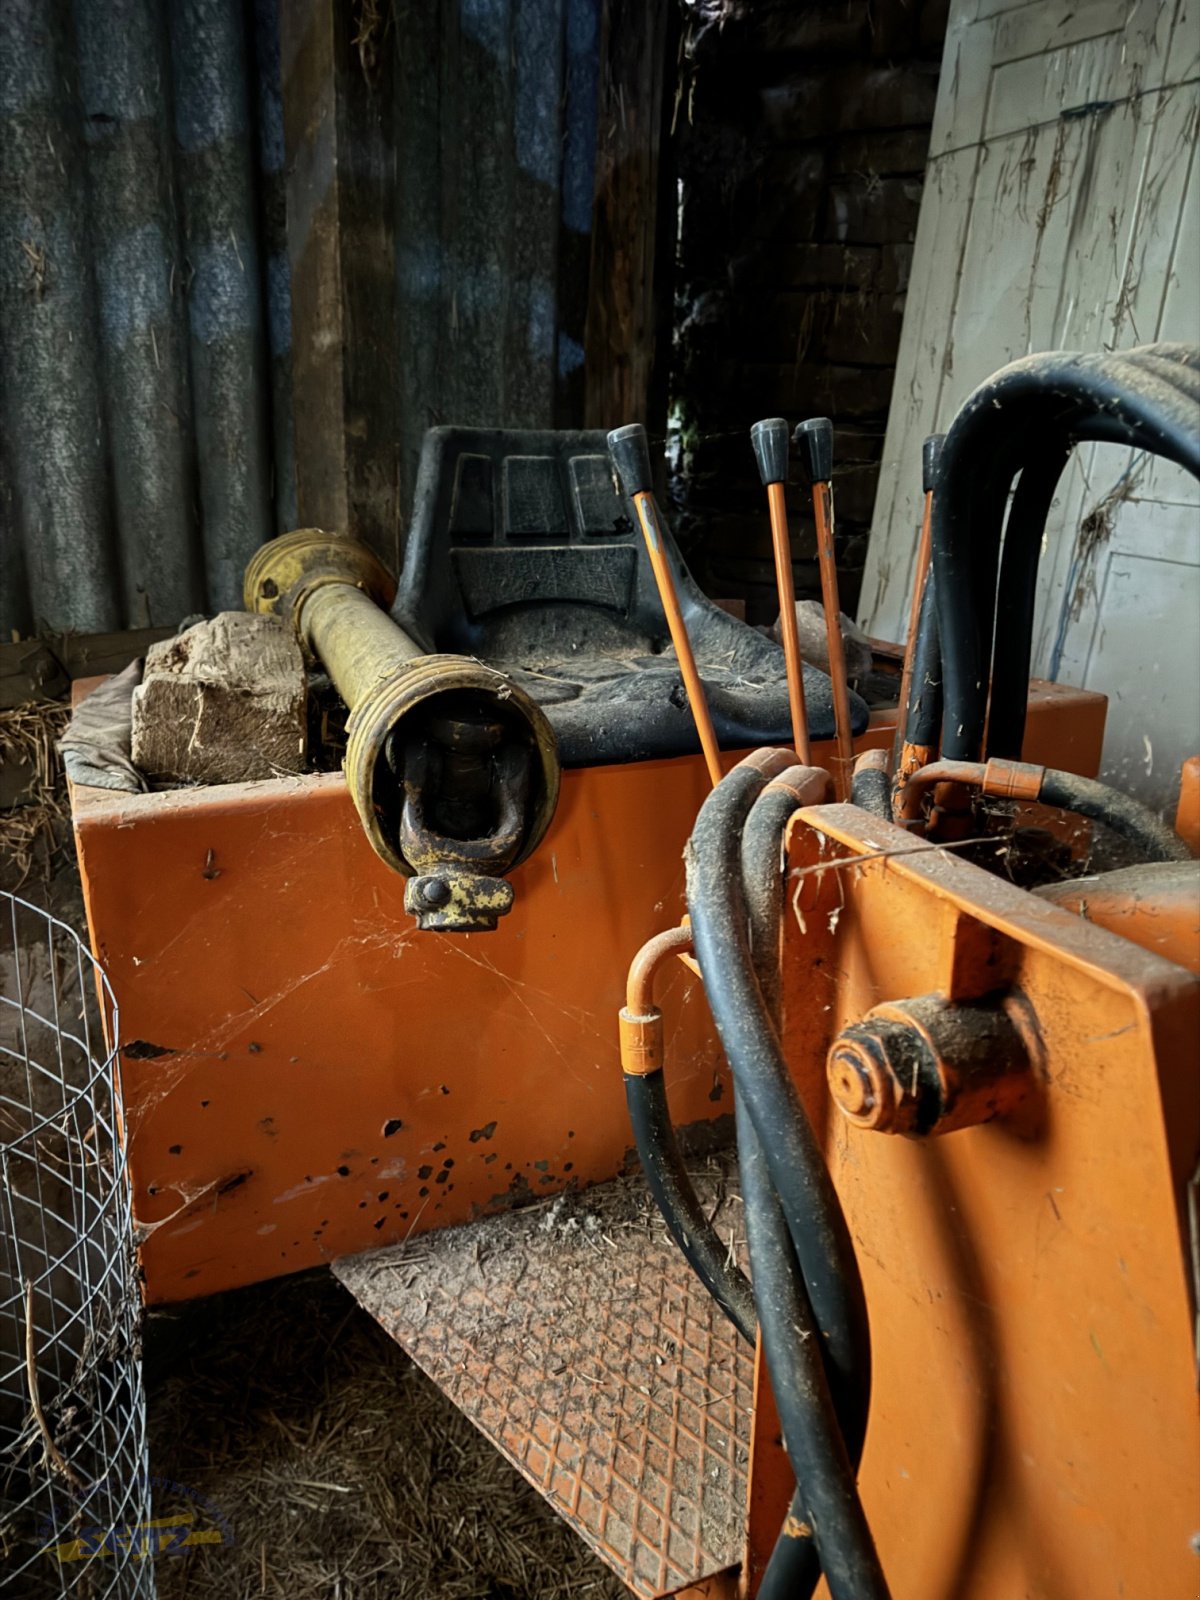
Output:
392,427,866,767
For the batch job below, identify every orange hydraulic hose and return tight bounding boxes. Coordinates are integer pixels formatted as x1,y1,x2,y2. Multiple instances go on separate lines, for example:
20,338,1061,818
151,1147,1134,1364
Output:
619,924,695,1079
894,757,1051,823
812,480,855,800
894,759,986,822
625,923,695,1020
619,754,811,1075
766,481,812,764
631,489,724,789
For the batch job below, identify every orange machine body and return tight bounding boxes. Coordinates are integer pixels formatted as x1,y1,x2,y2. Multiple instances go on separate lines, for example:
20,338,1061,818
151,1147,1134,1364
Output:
737,801,1200,1600
70,681,1105,1305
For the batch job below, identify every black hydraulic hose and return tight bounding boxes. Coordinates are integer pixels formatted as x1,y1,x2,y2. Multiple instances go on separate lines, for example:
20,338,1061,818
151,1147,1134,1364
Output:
986,351,1200,757
1039,768,1191,862
851,763,893,820
623,1069,757,1343
686,762,872,1443
902,569,943,748
987,350,1200,757
933,347,1200,760
740,774,874,1598
739,776,868,1459
986,435,1073,758
737,1093,888,1600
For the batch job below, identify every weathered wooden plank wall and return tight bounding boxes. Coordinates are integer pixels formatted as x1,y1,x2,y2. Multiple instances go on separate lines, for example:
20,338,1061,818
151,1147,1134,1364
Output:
283,0,666,577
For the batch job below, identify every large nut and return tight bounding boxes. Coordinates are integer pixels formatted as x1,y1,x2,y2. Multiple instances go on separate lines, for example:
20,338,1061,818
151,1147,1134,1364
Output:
827,1019,936,1134
827,994,1034,1137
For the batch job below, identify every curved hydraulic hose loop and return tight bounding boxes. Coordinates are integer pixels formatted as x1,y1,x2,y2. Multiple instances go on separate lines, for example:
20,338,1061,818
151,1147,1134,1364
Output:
932,347,1200,762
735,768,885,1599
685,757,871,1447
987,353,1200,760
741,766,834,1009
619,926,758,1344
895,758,1192,861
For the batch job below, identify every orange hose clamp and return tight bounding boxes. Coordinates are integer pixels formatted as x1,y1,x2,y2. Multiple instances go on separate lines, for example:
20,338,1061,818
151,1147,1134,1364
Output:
982,757,1046,802
618,1007,664,1077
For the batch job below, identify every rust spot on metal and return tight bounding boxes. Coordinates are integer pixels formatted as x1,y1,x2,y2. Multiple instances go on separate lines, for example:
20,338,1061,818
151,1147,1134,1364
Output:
123,1040,176,1060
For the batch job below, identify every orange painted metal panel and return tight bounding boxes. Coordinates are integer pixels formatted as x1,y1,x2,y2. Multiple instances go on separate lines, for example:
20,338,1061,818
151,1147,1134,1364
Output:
69,679,1106,1308
757,804,1200,1600
73,754,727,1302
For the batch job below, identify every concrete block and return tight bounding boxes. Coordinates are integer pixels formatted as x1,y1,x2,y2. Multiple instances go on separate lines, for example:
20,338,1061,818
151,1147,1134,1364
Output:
131,612,307,786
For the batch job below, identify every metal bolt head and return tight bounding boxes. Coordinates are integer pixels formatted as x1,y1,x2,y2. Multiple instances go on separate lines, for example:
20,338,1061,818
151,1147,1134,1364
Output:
419,877,451,908
827,1033,898,1130
826,1019,931,1134
827,1041,882,1118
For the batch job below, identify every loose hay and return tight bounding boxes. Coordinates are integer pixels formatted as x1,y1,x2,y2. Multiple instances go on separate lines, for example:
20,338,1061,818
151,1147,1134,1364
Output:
0,701,71,887
146,1269,628,1600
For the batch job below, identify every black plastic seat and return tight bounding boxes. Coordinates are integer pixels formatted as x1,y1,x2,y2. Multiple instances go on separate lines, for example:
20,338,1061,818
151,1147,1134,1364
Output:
392,428,868,768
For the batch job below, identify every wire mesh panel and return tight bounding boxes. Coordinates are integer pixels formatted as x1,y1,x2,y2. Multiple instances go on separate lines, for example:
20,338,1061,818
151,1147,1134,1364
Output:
0,892,153,1598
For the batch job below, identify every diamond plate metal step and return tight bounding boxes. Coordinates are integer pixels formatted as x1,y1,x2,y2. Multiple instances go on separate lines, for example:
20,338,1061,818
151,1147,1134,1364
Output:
334,1159,750,1599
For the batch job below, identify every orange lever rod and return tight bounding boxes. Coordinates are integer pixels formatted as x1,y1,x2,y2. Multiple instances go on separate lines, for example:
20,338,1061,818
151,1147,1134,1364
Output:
608,424,724,788
895,434,944,774
794,417,854,799
751,417,811,764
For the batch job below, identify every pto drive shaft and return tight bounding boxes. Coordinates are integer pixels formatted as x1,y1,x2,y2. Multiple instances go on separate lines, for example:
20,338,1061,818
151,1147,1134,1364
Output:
245,530,560,932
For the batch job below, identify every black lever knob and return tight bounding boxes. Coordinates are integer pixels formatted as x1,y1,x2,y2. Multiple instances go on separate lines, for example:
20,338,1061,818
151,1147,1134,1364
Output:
750,417,789,487
607,423,654,498
792,417,834,487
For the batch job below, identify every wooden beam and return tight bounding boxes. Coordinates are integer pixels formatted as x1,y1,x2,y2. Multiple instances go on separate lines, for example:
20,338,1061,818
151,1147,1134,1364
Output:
280,1,401,572
584,0,676,430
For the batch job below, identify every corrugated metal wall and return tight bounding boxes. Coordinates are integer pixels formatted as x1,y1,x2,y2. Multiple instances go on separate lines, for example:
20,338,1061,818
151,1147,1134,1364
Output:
0,0,294,637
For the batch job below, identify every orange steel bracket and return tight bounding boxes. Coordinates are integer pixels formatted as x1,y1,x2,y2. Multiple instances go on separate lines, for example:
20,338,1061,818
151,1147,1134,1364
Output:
737,801,1200,1599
